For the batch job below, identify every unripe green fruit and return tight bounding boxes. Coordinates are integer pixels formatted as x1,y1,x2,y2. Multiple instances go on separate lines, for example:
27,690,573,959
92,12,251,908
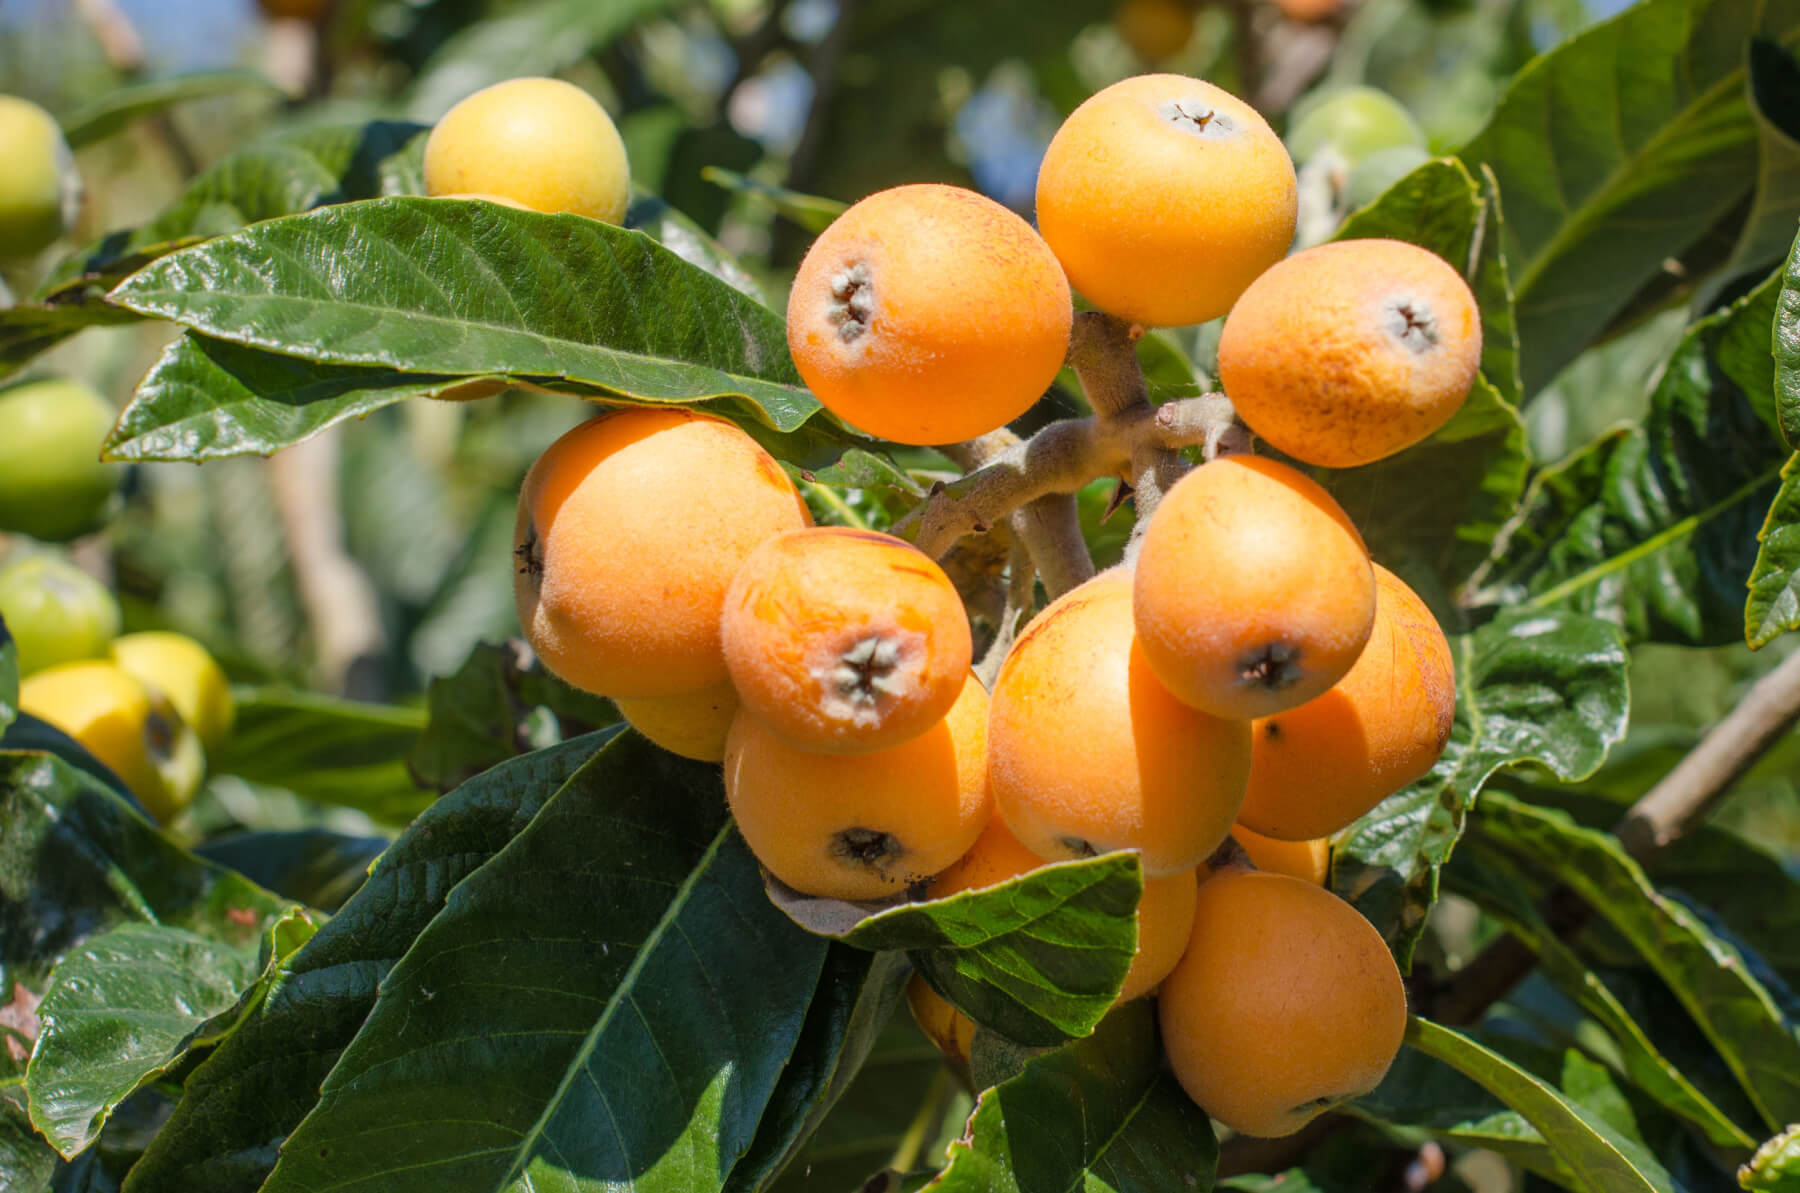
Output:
0,379,122,542
0,95,79,258
424,78,630,225
0,554,121,676
1286,86,1424,166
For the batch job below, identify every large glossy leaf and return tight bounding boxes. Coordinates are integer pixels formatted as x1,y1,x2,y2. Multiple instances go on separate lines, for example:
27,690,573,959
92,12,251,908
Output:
0,751,286,986
1464,265,1788,645
785,852,1142,1047
404,0,679,121
1747,454,1800,645
1778,218,1800,448
1447,839,1759,1147
1458,0,1800,394
1332,609,1629,966
1473,792,1800,1131
408,640,617,794
108,197,820,435
25,911,315,1158
927,1002,1218,1192
122,733,609,1193
261,742,828,1193
61,71,284,149
1406,1018,1676,1193
624,194,765,302
208,688,426,824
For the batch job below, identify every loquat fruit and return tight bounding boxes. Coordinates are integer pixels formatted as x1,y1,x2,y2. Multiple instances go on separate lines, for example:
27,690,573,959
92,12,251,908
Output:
1218,237,1482,468
424,77,630,225
110,631,235,752
724,671,990,901
1035,74,1296,327
721,526,972,753
513,407,810,699
786,183,1072,446
1237,563,1454,840
1230,826,1330,886
0,96,78,259
1159,866,1406,1137
614,681,740,764
1132,455,1375,720
907,972,976,1069
987,569,1250,877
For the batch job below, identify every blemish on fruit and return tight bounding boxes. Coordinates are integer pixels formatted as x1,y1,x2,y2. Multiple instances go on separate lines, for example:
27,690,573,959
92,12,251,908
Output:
1238,642,1304,690
825,261,874,344
832,826,904,869
1057,835,1100,858
514,527,544,579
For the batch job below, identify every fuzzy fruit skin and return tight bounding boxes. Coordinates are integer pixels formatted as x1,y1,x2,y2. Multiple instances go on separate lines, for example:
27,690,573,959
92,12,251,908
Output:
424,77,630,224
988,570,1250,877
1238,564,1453,840
907,974,976,1068
514,407,810,699
722,527,972,753
20,661,205,823
1114,0,1196,62
1219,238,1482,468
787,183,1071,446
930,816,1198,1003
1035,74,1296,328
0,96,76,258
1133,455,1375,720
109,631,235,752
725,672,990,901
0,554,121,676
615,682,739,763
0,379,121,542
1159,867,1406,1137
1231,826,1329,885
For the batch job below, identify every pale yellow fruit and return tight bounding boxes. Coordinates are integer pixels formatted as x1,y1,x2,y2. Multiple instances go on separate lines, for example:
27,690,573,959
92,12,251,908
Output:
110,631,234,752
0,96,78,258
424,78,630,224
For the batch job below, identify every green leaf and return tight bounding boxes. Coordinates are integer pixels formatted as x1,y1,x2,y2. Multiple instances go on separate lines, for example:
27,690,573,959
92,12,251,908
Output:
781,852,1143,1047
122,733,609,1193
0,303,142,384
26,912,315,1158
61,71,284,149
1457,0,1800,394
0,750,287,984
104,333,475,463
1747,453,1800,645
261,740,828,1193
1705,40,1800,310
208,688,427,824
107,197,820,435
1405,1017,1676,1193
701,168,849,234
1473,792,1800,1131
194,830,388,913
1333,609,1629,967
408,641,618,794
0,1104,57,1193
404,0,679,121
928,1002,1218,1192
1778,215,1800,449
1743,1124,1800,1190
1464,266,1789,645
1446,839,1759,1147
626,193,765,302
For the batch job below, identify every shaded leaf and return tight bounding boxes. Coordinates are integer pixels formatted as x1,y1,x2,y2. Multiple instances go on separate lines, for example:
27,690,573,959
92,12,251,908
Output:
1473,792,1800,1131
0,304,142,385
1747,453,1800,646
208,688,426,824
1405,1017,1675,1193
194,830,389,913
1465,265,1788,646
780,852,1142,1047
928,1002,1218,1192
122,733,610,1193
108,197,820,436
408,640,618,794
0,1103,56,1193
1458,0,1800,394
1703,40,1800,310
26,911,315,1158
262,741,828,1193
1779,214,1800,449
1333,609,1629,966
701,168,848,234
61,71,284,149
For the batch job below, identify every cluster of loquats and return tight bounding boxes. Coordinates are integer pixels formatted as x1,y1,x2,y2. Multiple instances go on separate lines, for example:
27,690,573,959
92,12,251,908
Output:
488,68,1477,1139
